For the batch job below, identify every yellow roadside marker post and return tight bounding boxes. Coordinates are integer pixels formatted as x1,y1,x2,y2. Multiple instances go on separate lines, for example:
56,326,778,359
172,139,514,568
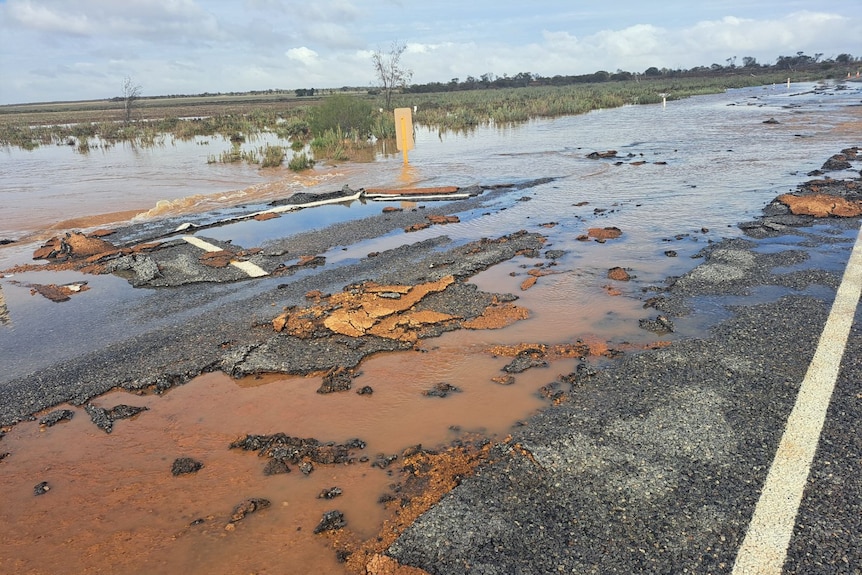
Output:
394,107,415,165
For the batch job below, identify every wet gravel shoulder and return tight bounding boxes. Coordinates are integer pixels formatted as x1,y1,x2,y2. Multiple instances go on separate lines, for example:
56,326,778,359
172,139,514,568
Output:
386,172,862,573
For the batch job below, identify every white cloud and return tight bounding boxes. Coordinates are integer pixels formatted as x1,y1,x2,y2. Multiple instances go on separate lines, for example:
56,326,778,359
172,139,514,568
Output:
0,1,859,104
304,22,361,49
4,0,221,40
6,0,93,35
295,0,360,23
286,46,319,66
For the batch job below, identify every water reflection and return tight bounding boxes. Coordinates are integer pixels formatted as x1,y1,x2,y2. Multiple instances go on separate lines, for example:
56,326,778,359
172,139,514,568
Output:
0,81,860,575
398,162,418,186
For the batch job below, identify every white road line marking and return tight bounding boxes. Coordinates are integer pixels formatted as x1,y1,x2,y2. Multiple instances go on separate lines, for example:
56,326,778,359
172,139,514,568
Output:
182,235,268,278
230,260,269,278
733,225,862,574
182,235,222,252
247,189,364,218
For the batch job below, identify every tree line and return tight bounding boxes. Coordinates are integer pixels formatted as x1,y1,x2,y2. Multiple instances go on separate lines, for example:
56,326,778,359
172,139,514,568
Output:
402,51,858,94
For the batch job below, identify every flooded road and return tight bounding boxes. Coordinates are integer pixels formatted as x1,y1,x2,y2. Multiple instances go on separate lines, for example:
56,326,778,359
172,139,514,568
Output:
1,81,861,574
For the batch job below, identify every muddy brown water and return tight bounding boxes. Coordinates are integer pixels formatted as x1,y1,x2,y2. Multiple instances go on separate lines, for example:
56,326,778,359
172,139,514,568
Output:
1,82,861,574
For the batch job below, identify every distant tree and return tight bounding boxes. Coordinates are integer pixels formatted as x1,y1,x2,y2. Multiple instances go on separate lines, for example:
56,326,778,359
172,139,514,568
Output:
644,66,662,76
836,53,853,64
776,52,814,71
122,76,142,124
742,56,758,68
513,71,534,87
371,40,413,109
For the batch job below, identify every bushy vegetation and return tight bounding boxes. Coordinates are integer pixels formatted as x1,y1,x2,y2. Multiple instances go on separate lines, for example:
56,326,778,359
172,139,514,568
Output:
288,152,314,171
404,51,858,94
308,94,375,139
260,144,286,168
0,49,856,165
393,72,839,132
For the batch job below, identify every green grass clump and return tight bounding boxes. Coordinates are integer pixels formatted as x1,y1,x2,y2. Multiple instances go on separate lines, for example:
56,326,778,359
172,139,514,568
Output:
277,120,311,140
288,152,314,171
308,94,374,139
260,144,286,167
310,128,350,161
0,68,840,153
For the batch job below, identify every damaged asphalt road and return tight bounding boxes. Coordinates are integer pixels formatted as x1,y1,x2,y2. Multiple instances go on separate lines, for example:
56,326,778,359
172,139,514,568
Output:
385,174,862,573
0,182,553,425
2,150,861,574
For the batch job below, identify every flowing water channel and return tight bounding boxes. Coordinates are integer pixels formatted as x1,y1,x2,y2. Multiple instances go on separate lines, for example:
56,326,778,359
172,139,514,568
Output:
0,82,861,574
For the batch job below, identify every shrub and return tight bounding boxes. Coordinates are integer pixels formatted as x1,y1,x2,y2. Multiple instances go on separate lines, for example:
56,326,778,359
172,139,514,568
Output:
261,144,286,168
278,121,311,140
288,152,315,171
308,94,374,139
310,128,350,161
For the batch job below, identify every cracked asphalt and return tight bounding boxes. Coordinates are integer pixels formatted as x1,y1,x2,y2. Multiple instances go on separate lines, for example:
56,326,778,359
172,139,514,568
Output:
386,202,862,573
1,157,860,574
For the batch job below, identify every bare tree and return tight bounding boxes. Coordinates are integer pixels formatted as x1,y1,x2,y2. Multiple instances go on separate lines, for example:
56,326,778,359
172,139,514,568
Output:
371,41,412,109
122,76,142,124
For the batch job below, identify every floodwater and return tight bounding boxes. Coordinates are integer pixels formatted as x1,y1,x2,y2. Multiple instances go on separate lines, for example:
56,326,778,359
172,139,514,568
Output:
1,81,861,575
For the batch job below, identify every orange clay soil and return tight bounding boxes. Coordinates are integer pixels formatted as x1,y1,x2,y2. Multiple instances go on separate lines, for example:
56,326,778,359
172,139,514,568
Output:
587,226,623,240
487,338,672,361
274,276,530,343
320,439,494,575
26,282,90,302
776,193,862,217
4,231,162,276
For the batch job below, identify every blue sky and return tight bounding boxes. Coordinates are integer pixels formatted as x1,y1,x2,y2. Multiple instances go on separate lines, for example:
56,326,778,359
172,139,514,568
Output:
0,0,859,105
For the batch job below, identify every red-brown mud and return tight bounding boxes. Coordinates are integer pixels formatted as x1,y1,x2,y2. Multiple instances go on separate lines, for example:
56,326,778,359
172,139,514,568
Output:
776,193,862,217
0,327,568,574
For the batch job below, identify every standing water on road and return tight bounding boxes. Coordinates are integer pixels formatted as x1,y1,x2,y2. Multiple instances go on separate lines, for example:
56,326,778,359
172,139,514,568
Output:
0,81,860,575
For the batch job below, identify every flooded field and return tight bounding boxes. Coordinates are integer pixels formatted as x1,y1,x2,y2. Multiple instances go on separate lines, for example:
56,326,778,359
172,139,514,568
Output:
1,82,861,574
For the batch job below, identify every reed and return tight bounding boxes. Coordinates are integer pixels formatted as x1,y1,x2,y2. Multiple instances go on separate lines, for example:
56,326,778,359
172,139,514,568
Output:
288,152,314,171
310,128,350,161
391,72,826,132
260,144,286,168
0,69,835,153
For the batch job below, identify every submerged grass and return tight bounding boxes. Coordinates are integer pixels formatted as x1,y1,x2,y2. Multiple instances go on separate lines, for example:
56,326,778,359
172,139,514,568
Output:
288,152,314,171
392,73,824,132
260,144,286,168
0,70,836,155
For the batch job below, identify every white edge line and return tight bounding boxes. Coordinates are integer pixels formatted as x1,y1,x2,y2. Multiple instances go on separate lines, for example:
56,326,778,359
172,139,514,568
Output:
366,193,471,201
247,190,364,218
182,235,268,278
732,224,862,574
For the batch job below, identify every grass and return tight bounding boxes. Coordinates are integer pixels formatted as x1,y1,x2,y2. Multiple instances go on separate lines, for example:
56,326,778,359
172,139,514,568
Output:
0,70,840,158
392,72,830,132
261,144,286,168
288,152,314,171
